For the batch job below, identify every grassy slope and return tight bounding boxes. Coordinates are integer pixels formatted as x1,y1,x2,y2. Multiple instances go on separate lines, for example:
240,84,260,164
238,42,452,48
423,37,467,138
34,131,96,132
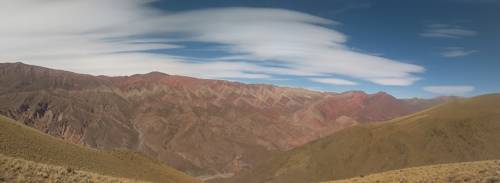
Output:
0,115,200,183
0,153,150,183
324,160,500,183
231,94,500,183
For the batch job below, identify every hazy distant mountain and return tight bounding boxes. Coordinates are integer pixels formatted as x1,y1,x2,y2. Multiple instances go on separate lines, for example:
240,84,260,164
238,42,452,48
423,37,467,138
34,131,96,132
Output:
0,62,446,178
229,94,500,183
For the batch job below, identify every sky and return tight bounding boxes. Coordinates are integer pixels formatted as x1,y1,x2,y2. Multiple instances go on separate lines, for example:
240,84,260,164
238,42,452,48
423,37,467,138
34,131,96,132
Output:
0,0,499,98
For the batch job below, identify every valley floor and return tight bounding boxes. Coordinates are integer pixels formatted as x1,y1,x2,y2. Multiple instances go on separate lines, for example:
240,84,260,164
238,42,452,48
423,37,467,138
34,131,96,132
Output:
0,153,149,183
324,160,500,183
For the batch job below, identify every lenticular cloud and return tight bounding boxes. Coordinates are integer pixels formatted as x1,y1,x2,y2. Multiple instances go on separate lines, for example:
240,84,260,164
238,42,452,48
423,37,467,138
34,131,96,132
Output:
0,0,424,86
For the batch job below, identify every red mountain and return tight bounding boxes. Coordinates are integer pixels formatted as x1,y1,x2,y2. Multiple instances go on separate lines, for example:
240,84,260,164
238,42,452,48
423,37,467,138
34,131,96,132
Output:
0,62,448,179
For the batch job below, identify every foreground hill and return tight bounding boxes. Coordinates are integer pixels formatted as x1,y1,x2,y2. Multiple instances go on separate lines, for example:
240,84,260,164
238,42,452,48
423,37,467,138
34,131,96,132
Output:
325,160,500,183
230,94,500,183
0,115,200,183
0,154,150,183
0,62,446,178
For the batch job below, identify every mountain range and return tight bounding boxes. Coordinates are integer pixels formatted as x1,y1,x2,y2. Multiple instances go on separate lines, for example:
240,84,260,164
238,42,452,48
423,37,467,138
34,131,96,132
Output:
0,62,449,179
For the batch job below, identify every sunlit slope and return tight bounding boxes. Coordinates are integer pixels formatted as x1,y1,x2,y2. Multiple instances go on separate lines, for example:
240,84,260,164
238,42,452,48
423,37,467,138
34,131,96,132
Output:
0,153,151,183
0,115,200,183
324,160,500,183
231,94,500,183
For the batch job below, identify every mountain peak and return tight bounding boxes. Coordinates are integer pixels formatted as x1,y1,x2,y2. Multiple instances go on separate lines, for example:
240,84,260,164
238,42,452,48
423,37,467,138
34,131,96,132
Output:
130,71,170,78
144,71,170,76
371,91,396,99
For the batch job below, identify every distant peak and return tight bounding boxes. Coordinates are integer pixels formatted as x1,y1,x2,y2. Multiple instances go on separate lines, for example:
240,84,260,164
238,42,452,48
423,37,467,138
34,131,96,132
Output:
145,71,169,76
373,91,391,96
11,61,25,65
131,71,170,78
370,91,397,100
0,61,27,66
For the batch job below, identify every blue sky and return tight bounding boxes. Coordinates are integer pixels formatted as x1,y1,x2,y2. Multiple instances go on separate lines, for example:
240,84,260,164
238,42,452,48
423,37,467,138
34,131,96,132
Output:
0,0,498,98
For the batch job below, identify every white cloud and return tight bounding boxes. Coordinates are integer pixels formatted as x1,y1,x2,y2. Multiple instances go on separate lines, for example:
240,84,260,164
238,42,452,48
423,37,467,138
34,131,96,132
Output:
420,24,477,38
310,78,358,85
441,47,478,58
0,0,425,86
423,85,475,95
370,77,421,86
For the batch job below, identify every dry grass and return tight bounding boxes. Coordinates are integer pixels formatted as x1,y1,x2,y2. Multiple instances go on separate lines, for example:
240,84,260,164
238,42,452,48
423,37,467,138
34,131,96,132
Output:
0,153,150,183
0,115,201,183
325,160,500,183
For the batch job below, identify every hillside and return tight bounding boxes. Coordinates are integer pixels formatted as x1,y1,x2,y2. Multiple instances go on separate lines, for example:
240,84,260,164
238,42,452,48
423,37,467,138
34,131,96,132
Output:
229,94,500,183
0,62,446,178
324,160,500,183
0,115,200,183
0,153,150,183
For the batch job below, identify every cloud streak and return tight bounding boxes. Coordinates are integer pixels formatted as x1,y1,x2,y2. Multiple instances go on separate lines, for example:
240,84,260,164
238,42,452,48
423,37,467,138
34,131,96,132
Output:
441,47,478,58
423,85,475,95
310,78,358,85
0,0,424,86
420,24,477,38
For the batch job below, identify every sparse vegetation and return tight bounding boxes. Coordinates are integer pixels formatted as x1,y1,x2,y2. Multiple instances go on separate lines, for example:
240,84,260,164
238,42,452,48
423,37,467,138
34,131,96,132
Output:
0,153,150,183
324,160,500,183
0,115,201,183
